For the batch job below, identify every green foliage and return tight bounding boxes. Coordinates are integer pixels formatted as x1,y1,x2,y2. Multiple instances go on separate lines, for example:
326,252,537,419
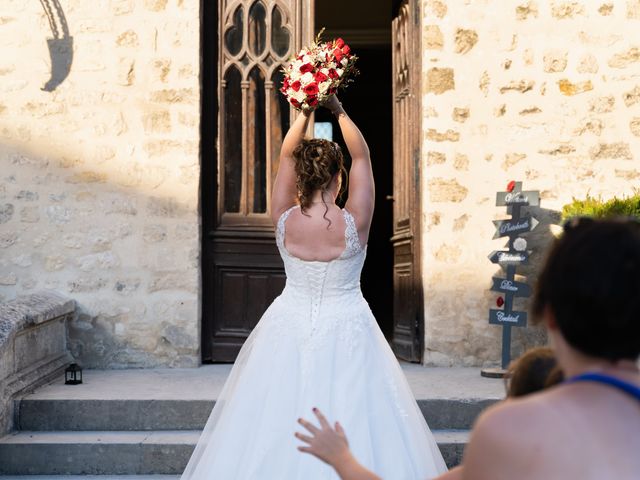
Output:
561,193,640,220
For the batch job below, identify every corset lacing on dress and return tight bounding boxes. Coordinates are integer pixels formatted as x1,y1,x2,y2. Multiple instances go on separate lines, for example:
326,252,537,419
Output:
275,205,367,334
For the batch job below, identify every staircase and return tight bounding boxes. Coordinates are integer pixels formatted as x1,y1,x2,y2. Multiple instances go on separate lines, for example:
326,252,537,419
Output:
0,365,503,476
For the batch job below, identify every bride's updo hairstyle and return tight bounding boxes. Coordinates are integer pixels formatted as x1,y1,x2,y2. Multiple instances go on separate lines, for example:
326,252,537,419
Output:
292,138,347,215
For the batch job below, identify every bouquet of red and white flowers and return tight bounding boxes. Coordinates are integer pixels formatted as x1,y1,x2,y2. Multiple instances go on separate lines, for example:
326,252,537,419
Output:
280,31,358,112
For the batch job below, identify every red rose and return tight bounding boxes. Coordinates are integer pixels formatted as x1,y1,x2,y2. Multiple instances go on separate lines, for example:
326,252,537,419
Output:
328,69,339,79
328,87,337,96
315,71,328,83
303,82,319,95
299,63,314,74
291,98,301,108
335,38,345,49
307,96,318,107
282,77,290,89
333,48,343,62
342,45,350,55
291,80,301,92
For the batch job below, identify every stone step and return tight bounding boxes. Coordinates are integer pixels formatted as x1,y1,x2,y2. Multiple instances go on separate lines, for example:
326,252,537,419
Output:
0,431,196,475
17,397,494,431
0,429,468,474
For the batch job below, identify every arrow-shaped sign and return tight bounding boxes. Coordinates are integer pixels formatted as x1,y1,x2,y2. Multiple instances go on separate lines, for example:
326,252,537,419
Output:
493,215,539,239
489,309,528,327
496,190,540,207
490,277,532,297
488,250,529,265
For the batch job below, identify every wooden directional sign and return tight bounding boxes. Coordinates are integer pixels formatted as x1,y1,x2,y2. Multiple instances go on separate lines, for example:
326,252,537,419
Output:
489,309,528,327
493,215,539,239
490,277,532,297
496,190,540,207
488,250,529,265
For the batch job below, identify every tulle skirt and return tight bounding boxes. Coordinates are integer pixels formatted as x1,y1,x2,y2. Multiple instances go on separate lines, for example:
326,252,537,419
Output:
181,296,448,479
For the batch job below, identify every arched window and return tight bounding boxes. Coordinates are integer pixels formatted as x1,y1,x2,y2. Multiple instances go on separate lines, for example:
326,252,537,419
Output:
220,1,293,221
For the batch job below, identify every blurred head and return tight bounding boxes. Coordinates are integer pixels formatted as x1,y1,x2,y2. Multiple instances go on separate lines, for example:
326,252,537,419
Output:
505,347,563,398
292,138,347,211
532,217,640,362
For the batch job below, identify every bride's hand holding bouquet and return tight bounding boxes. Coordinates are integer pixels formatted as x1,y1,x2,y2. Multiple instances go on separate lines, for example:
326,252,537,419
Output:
323,94,344,115
280,30,358,112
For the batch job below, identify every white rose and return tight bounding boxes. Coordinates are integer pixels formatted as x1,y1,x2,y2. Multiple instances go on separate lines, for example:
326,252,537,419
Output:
293,90,306,102
289,70,301,82
341,58,348,66
301,72,314,84
302,54,312,64
336,68,344,77
319,80,331,93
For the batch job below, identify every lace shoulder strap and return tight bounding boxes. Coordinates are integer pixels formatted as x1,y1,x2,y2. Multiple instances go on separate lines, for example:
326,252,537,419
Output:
276,205,297,248
342,208,364,257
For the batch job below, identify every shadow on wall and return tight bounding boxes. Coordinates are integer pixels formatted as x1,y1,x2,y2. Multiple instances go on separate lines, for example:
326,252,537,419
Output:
39,0,73,92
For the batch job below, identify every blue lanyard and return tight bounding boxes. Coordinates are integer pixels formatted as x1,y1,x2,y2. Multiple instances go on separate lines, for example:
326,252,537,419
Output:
565,372,640,402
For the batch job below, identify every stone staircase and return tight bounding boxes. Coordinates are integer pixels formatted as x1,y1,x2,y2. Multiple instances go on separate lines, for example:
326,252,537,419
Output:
0,365,503,476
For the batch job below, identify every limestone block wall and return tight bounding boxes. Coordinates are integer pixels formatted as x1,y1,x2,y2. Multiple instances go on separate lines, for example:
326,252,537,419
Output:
0,0,201,367
420,0,640,366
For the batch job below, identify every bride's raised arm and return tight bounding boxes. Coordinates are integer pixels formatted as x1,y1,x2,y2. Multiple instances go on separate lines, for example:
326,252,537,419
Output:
326,96,374,238
271,110,311,224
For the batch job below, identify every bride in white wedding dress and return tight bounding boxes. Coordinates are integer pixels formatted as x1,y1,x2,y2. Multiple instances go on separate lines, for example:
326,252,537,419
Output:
180,96,447,479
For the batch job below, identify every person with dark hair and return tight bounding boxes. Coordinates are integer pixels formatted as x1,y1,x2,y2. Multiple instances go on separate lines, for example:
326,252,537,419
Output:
505,346,562,397
296,217,640,480
180,96,447,479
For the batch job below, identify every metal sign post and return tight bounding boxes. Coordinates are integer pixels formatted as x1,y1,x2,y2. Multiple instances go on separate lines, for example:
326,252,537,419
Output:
482,181,540,378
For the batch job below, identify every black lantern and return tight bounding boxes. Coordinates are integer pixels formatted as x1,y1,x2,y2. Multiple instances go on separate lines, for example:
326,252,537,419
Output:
65,363,83,385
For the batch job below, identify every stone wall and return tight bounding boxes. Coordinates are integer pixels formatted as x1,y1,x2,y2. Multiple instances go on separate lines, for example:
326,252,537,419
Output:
0,0,201,367
420,0,640,366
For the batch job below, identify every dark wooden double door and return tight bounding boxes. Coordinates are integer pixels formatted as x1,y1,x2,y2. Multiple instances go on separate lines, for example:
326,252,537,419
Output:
202,0,423,363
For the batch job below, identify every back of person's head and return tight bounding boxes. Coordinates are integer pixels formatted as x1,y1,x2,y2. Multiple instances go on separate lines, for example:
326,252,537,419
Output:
532,217,640,362
505,347,563,398
292,138,346,211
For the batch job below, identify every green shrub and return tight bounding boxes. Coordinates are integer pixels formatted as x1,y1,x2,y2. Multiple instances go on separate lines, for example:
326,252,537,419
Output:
561,193,640,220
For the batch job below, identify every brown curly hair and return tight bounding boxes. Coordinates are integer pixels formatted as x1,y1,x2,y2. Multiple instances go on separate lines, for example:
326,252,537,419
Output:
292,138,347,225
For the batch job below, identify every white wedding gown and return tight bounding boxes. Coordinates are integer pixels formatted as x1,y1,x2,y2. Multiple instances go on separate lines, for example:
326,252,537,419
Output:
181,206,448,479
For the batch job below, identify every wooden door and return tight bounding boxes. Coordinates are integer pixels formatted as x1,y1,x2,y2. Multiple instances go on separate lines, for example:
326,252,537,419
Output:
202,0,313,362
390,0,423,362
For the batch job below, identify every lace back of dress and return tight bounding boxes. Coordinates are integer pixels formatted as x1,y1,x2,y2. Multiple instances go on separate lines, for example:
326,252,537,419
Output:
275,205,296,251
340,208,362,259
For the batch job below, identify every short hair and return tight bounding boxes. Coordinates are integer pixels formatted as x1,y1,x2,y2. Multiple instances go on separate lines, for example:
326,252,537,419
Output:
531,217,640,361
505,347,562,398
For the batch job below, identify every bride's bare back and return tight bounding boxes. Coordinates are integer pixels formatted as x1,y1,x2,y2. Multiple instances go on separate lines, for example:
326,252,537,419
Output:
283,205,349,262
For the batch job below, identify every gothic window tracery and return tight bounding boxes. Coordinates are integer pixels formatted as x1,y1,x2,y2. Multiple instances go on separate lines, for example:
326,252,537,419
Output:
220,1,293,219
